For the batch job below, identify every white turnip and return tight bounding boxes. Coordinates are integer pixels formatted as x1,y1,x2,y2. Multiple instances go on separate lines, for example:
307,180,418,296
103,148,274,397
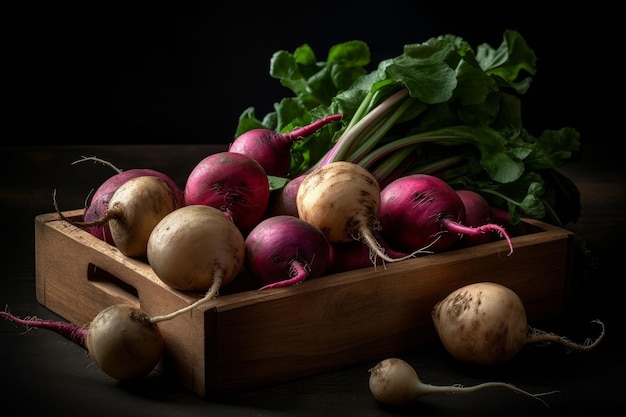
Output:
368,357,556,407
147,204,245,292
70,157,184,244
431,282,605,365
229,114,343,177
379,174,513,255
296,161,421,264
57,175,179,257
2,271,247,382
1,304,163,381
184,151,270,234
244,215,330,289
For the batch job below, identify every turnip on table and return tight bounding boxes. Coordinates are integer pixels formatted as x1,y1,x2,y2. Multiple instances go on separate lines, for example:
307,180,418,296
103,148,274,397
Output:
368,357,557,407
1,304,164,381
432,282,605,365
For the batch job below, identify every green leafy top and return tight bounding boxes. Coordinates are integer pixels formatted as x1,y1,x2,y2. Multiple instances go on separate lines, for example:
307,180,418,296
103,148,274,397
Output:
235,30,581,227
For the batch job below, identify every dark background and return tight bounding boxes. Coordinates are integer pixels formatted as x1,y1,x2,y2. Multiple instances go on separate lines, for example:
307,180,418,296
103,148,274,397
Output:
7,2,620,146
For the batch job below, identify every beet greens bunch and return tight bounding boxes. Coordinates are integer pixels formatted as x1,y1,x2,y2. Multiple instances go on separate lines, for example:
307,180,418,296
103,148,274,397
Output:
235,30,581,229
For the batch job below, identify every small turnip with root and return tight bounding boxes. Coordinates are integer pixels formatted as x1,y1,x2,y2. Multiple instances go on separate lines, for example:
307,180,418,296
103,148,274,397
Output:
244,215,330,290
229,114,343,177
184,152,270,234
296,161,422,265
432,281,605,366
56,175,180,257
2,277,245,382
368,357,557,407
379,174,513,254
1,304,163,381
147,204,245,292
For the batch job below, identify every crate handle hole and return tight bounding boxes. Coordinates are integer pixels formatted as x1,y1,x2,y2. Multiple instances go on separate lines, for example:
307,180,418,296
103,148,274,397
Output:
87,263,139,303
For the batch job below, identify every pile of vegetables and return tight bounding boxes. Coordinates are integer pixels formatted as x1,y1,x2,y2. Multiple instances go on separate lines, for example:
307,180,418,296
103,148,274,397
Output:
1,29,604,410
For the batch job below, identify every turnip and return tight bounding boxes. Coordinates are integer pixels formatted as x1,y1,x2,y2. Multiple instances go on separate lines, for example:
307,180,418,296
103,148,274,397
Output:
368,357,557,407
378,174,513,255
1,304,163,381
57,175,179,258
264,174,306,218
2,265,245,383
244,215,330,289
431,282,605,366
229,114,343,177
296,161,421,264
71,157,185,244
184,151,270,234
147,204,245,292
456,189,509,247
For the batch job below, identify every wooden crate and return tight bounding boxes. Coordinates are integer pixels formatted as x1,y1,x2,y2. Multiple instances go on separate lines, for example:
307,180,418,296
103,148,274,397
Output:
35,209,574,397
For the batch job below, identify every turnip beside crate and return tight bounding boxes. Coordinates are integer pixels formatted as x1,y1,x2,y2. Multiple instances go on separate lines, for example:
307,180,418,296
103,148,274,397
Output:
34,209,574,397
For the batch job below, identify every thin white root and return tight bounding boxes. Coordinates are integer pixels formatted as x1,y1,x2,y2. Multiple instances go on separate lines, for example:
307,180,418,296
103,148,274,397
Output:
71,155,122,173
527,319,605,351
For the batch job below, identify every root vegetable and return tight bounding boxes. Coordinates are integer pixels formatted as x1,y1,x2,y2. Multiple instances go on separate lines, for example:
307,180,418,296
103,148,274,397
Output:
147,204,245,292
184,152,270,234
379,174,513,254
368,357,557,407
244,215,330,289
229,114,342,177
432,282,605,365
2,271,246,382
264,174,306,218
1,304,163,381
296,161,419,264
73,162,184,244
57,175,179,257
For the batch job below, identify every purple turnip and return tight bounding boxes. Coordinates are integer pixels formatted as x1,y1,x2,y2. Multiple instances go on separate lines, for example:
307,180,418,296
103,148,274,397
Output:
264,174,306,218
244,215,330,289
229,114,342,177
379,174,513,254
184,152,270,234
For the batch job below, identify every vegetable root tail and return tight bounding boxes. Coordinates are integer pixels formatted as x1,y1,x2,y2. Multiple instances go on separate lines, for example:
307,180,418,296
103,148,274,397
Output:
527,319,606,351
1,309,88,349
442,218,514,256
259,261,308,290
149,273,224,324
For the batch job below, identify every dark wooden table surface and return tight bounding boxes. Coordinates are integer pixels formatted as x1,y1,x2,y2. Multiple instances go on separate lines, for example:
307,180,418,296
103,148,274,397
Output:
1,144,624,416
